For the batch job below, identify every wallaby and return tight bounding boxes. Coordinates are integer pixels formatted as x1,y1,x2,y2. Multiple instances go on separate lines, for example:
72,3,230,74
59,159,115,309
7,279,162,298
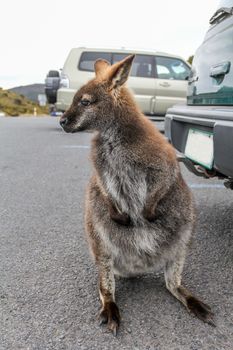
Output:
60,55,214,335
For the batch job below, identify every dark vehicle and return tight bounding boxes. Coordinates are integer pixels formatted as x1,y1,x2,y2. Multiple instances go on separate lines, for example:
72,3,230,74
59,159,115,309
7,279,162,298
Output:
45,70,60,104
165,0,233,188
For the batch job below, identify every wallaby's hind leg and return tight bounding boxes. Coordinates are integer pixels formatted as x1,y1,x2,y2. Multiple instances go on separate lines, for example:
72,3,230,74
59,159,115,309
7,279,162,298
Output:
85,206,120,335
164,252,215,326
98,257,120,335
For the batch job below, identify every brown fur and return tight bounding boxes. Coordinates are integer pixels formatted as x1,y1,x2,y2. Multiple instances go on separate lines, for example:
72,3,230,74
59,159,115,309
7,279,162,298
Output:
60,55,214,335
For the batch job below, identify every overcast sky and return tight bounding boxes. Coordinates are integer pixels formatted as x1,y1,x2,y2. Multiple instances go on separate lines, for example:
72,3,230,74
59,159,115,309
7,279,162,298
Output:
0,0,219,89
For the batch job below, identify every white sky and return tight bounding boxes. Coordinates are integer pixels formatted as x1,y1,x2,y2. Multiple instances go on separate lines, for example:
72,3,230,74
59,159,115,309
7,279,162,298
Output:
0,0,219,89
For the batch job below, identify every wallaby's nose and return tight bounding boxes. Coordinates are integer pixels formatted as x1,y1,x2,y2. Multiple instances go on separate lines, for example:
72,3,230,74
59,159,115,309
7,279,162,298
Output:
60,117,68,128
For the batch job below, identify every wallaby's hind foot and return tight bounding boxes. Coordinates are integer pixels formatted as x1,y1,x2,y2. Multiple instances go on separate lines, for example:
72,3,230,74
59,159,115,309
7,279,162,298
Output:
99,302,120,336
98,259,120,335
177,286,215,326
165,255,215,326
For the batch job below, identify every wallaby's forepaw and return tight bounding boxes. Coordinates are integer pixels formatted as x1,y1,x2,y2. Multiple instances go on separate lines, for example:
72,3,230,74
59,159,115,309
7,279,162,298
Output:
186,296,215,327
144,213,157,222
108,200,131,226
110,212,131,226
99,302,120,336
143,208,157,222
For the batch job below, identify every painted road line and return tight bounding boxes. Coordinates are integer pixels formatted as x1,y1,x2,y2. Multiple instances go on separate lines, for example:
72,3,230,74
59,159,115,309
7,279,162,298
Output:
188,183,225,189
62,145,90,149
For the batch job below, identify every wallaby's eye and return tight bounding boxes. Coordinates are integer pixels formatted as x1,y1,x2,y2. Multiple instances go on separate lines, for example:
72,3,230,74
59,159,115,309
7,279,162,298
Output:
80,99,91,107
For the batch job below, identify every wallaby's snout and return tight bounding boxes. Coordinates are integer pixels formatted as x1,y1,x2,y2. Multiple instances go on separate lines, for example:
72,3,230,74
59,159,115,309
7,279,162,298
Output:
59,110,78,133
59,103,88,133
59,115,68,129
59,85,102,133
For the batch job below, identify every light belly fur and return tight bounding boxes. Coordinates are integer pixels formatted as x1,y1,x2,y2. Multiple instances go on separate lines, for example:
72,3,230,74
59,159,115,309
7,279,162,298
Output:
95,219,188,278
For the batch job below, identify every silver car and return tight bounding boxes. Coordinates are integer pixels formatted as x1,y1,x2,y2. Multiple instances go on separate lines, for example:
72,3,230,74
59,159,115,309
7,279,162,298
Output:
56,48,190,117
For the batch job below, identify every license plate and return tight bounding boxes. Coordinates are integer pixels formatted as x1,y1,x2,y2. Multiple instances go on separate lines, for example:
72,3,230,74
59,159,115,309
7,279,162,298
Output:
184,129,214,169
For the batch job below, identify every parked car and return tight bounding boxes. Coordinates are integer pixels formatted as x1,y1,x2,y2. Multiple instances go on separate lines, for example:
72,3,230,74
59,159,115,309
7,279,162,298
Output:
45,70,60,104
55,47,190,118
165,0,233,188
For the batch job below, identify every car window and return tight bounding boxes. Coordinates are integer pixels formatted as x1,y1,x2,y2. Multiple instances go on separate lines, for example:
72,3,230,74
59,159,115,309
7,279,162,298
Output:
79,52,112,71
156,56,190,80
113,54,155,78
156,65,171,79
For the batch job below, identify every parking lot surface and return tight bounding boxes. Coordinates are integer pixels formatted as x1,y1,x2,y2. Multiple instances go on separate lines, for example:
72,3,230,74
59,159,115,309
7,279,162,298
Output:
0,116,232,350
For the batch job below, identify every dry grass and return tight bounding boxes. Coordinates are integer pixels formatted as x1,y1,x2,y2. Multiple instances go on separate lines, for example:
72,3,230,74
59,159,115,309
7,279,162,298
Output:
0,88,49,116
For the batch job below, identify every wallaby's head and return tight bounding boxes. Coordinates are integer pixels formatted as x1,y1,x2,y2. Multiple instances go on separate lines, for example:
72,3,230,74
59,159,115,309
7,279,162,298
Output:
60,54,135,133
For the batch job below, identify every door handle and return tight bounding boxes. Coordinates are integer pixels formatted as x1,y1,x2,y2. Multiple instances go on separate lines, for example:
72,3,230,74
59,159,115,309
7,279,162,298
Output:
210,61,231,77
159,82,171,87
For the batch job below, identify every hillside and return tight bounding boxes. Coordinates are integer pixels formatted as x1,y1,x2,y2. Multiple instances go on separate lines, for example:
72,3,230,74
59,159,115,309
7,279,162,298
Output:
0,88,48,116
9,84,45,102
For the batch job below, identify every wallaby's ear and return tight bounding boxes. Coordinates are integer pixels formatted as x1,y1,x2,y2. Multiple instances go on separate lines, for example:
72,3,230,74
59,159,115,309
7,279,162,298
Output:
94,59,111,79
108,54,135,88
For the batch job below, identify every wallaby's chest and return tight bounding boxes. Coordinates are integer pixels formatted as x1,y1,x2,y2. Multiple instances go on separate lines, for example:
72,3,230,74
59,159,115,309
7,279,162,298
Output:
93,142,147,219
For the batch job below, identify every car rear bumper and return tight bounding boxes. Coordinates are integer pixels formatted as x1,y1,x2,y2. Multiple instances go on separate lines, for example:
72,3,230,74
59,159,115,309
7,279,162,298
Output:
165,104,233,178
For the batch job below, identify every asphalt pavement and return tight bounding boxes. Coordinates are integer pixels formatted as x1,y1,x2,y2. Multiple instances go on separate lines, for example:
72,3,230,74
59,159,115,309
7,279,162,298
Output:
0,116,233,350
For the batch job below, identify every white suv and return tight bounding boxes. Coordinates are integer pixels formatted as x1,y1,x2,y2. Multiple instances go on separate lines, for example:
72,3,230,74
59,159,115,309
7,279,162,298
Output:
56,48,190,118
